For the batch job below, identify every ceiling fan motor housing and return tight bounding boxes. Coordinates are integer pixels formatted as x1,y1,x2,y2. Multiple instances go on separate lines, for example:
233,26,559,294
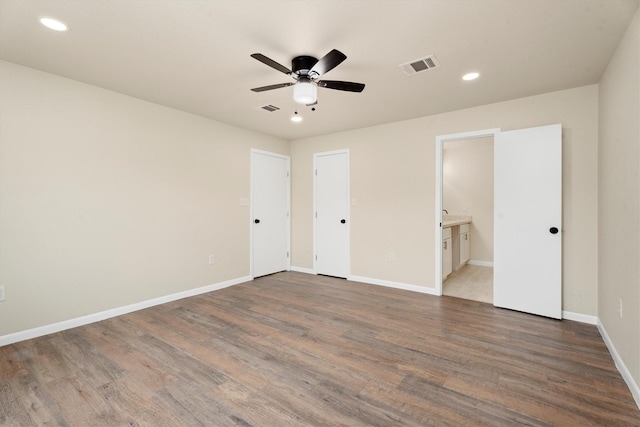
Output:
250,49,364,95
292,55,318,77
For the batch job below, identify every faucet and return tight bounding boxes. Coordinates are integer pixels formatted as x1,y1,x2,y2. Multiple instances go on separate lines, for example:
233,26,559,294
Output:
443,209,448,214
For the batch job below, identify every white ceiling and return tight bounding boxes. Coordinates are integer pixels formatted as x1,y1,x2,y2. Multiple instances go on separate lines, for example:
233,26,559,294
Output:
1,0,638,141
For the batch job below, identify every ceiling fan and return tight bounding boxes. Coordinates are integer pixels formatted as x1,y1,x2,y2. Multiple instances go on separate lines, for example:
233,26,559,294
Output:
250,49,365,105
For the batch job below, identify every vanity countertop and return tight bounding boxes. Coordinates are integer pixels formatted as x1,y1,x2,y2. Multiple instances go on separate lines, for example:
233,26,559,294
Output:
442,214,472,228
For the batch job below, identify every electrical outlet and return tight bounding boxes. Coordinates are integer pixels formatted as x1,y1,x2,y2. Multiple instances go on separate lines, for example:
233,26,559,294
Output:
208,255,215,265
618,298,623,318
388,252,396,262
0,286,5,302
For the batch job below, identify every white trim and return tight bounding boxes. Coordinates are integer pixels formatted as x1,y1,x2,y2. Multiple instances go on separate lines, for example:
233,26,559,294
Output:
290,266,315,275
561,311,597,324
597,320,640,409
349,275,439,296
438,129,502,143
468,260,494,267
435,128,501,296
250,149,291,279
0,275,251,347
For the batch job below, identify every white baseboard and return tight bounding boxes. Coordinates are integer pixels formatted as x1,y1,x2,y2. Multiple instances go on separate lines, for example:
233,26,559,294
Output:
0,275,251,347
290,266,315,275
562,310,598,325
289,269,439,296
348,275,439,296
468,260,494,267
597,320,640,409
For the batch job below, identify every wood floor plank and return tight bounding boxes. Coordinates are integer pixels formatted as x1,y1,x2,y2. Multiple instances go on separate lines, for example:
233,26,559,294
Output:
1,271,638,426
1,377,43,427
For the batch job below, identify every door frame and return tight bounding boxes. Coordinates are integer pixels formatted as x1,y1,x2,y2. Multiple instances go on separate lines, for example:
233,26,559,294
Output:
313,149,351,276
435,128,500,295
250,148,291,279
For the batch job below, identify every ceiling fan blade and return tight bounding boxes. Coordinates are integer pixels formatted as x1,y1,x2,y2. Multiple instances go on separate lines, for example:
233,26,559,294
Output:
250,82,294,92
251,53,292,75
317,80,365,92
310,49,347,76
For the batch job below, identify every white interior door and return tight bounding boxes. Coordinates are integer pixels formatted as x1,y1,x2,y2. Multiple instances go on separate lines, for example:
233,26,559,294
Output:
494,124,562,319
251,150,290,278
314,150,350,278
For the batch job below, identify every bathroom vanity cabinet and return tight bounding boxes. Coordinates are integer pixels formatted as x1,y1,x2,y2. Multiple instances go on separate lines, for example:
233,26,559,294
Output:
442,227,453,278
442,215,472,278
459,223,470,265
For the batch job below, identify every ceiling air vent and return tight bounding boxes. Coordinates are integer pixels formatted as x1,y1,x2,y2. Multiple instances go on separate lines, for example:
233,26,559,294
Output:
399,55,440,76
260,104,280,112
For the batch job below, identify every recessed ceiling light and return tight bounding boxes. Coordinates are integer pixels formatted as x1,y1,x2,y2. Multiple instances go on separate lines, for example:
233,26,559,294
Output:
462,72,480,81
40,17,68,32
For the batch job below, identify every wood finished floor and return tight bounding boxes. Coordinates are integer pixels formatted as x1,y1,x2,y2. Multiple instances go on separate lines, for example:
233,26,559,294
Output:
1,272,638,426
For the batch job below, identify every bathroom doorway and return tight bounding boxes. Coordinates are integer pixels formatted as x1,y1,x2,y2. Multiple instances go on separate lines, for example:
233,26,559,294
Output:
434,128,500,299
435,125,563,319
441,136,495,303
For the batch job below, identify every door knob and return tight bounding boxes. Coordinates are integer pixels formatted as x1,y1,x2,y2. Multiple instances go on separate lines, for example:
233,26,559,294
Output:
340,219,346,224
254,219,260,224
549,227,558,234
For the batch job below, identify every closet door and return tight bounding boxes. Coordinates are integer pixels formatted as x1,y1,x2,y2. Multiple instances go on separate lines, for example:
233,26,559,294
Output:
251,150,290,278
314,150,350,278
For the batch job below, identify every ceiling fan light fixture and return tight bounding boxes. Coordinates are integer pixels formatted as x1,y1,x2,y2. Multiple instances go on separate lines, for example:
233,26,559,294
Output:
293,81,317,104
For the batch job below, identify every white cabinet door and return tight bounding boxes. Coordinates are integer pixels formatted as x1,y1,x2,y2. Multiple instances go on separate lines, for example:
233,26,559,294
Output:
314,150,350,278
494,124,562,319
459,231,470,265
443,234,453,279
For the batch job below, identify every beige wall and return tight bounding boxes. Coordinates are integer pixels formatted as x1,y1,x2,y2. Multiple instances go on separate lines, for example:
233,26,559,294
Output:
443,137,494,263
0,61,601,337
291,84,599,316
0,61,289,336
598,9,640,392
